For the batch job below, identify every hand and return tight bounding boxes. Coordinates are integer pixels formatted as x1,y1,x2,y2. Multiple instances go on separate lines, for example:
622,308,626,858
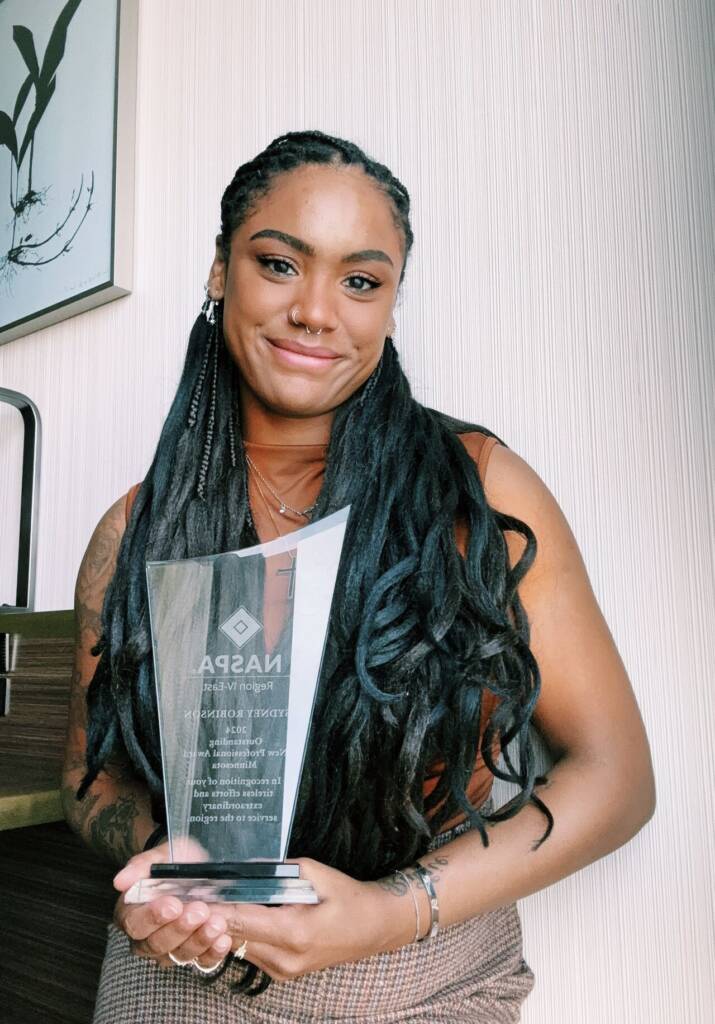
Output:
113,842,233,970
215,858,415,982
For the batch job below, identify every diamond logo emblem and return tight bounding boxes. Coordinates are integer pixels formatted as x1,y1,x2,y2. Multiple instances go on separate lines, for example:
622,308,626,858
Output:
219,606,262,649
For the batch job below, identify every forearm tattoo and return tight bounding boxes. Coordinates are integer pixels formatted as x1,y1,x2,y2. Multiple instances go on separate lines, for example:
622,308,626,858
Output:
417,854,448,883
376,856,448,897
377,872,413,897
74,596,103,640
87,795,140,865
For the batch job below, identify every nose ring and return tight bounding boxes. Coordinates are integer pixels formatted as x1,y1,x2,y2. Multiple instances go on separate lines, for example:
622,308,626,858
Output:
289,306,322,336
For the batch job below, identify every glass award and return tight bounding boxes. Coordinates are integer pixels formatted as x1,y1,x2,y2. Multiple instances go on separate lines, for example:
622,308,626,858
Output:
124,506,350,905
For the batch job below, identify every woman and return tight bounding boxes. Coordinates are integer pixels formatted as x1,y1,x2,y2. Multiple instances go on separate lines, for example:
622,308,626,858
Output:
63,130,656,1023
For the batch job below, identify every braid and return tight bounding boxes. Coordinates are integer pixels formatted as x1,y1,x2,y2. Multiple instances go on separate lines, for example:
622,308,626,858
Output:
219,130,413,284
80,131,552,880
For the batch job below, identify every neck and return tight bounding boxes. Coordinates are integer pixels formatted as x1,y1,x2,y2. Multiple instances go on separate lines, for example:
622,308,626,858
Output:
240,388,333,445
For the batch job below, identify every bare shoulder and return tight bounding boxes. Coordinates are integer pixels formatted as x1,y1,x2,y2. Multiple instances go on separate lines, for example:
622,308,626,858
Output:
482,444,584,585
482,443,551,512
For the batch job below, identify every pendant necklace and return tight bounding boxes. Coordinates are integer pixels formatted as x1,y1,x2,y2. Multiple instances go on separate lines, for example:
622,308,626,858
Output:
245,453,315,518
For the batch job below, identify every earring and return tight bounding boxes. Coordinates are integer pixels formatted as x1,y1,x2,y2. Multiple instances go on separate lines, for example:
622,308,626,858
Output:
202,283,218,325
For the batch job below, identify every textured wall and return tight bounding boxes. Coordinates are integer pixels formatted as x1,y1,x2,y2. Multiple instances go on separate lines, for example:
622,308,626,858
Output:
0,1,713,1019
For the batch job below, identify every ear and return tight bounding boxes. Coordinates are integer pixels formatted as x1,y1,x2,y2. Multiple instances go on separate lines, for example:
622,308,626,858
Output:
206,233,227,299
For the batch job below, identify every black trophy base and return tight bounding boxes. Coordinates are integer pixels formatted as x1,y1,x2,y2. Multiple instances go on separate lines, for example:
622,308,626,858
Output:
124,861,319,905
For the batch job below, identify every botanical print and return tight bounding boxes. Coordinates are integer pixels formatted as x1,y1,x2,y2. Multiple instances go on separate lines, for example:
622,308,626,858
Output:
0,0,117,333
0,0,90,278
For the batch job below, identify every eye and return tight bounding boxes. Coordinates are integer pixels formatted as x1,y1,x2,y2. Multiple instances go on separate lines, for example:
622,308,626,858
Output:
256,256,296,277
345,274,381,293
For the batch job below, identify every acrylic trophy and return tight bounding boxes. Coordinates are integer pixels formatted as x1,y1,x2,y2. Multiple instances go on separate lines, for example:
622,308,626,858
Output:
124,506,350,905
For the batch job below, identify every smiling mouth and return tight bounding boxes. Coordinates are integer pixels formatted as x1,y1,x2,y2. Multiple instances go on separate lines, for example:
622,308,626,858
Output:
265,336,340,367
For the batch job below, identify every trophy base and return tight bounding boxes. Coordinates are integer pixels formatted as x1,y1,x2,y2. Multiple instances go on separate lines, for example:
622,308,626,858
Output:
125,862,319,905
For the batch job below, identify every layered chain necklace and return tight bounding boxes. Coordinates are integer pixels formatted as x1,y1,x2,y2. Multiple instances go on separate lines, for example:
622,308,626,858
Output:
245,453,316,520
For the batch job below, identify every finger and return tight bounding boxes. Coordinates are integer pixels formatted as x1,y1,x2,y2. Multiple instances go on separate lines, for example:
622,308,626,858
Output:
117,895,183,941
166,915,231,967
233,939,301,983
127,900,210,949
220,902,302,947
158,933,232,973
283,856,343,898
114,845,171,891
193,932,233,970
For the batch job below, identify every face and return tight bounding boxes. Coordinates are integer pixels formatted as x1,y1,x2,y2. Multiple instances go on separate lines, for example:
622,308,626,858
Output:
207,164,403,438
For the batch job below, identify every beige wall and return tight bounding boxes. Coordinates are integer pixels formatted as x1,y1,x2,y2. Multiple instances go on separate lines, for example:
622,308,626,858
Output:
1,1,713,1019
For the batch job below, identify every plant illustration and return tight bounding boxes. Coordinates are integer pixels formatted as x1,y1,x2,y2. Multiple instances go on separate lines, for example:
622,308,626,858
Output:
0,0,93,281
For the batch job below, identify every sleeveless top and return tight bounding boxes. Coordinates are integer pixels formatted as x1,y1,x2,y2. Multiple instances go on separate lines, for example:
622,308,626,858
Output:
124,431,501,832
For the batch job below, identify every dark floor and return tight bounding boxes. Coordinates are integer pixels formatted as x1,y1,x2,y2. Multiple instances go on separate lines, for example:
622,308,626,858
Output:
0,821,116,1024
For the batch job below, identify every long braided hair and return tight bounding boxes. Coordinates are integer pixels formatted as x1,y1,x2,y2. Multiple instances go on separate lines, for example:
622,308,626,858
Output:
81,130,553,884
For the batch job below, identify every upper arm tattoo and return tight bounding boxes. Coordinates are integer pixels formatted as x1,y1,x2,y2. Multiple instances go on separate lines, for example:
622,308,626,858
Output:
74,499,125,640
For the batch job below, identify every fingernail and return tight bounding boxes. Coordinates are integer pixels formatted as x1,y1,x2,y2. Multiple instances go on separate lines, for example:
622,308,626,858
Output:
214,935,232,953
160,901,181,921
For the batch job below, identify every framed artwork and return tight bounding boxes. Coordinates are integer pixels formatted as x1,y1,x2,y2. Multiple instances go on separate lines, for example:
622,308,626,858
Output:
0,0,137,344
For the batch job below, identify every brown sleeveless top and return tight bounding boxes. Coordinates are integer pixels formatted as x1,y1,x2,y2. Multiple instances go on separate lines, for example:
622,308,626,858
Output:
124,431,501,830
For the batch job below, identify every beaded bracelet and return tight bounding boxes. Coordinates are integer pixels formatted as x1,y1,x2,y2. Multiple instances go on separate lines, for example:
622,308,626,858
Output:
411,864,440,940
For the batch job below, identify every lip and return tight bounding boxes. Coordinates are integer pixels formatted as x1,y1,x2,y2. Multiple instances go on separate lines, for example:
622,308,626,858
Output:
265,336,340,368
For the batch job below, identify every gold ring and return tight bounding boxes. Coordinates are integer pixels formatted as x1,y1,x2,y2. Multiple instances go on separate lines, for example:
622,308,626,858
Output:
234,939,248,960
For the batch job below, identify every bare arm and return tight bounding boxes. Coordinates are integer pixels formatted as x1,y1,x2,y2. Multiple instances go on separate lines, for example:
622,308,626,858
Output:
373,444,657,934
61,494,157,865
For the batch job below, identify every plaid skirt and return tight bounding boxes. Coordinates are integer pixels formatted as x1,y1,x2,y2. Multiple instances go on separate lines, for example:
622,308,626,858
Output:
92,804,535,1024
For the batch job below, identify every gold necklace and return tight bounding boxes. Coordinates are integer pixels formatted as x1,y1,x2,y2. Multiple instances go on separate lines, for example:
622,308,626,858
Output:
249,465,283,539
249,466,299,599
245,453,315,518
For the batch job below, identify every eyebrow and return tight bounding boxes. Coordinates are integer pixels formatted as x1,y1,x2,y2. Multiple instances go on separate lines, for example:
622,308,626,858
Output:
249,229,394,268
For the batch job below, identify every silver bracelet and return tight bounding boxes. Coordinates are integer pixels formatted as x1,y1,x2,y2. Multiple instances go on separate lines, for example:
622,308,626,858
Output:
412,863,440,940
394,869,421,943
